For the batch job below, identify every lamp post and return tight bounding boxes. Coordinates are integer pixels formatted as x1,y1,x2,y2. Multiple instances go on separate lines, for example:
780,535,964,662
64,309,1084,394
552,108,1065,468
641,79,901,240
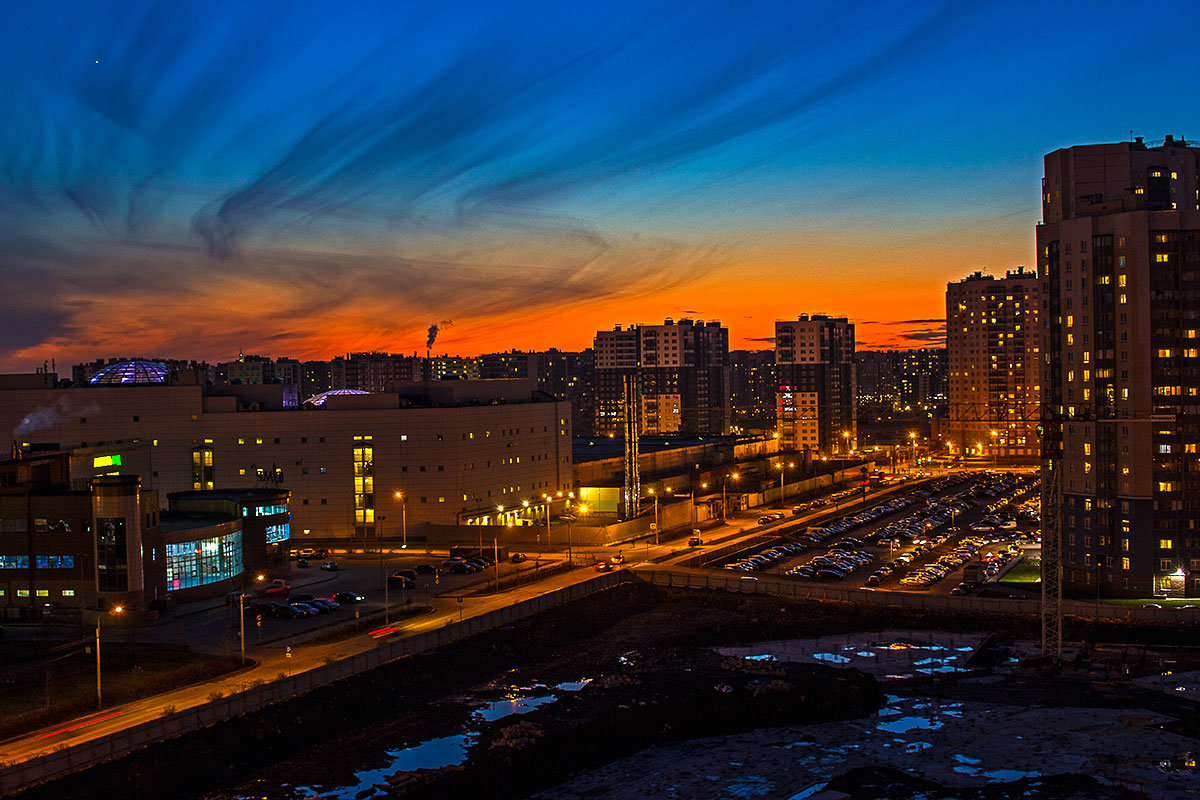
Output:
989,429,998,468
542,494,552,553
908,432,917,472
775,462,794,507
95,605,123,710
377,514,387,598
842,431,850,456
394,491,407,549
722,473,739,523
647,489,659,544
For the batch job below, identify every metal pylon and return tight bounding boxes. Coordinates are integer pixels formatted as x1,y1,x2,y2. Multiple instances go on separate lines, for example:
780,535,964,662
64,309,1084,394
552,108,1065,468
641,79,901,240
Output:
1040,458,1063,660
621,373,640,520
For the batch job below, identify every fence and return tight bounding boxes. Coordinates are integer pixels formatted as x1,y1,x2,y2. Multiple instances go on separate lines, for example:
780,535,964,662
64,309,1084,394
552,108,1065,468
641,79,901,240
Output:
635,567,1193,624
0,570,635,795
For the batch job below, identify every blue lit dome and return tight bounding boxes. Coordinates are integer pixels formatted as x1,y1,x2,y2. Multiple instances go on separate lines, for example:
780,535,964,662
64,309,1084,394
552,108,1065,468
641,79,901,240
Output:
88,360,169,385
303,389,371,407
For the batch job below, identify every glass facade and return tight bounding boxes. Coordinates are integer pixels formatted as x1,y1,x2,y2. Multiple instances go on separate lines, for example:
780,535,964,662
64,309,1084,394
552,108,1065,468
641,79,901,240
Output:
252,503,288,517
265,522,291,544
96,517,128,591
166,530,243,591
35,555,75,569
0,555,29,569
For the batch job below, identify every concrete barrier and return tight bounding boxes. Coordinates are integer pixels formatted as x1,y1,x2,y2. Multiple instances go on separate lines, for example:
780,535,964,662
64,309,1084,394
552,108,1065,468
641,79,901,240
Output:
633,566,1195,624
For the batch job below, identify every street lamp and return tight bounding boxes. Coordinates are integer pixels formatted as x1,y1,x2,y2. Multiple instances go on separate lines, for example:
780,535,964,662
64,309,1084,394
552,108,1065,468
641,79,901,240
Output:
647,488,659,544
842,431,850,456
989,429,999,467
96,605,123,710
542,493,553,553
394,490,407,549
908,432,918,471
722,473,739,523
775,462,794,507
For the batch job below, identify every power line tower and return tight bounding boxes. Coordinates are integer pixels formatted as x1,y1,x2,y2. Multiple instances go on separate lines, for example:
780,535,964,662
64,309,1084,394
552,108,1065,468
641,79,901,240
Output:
1040,422,1063,661
621,373,640,520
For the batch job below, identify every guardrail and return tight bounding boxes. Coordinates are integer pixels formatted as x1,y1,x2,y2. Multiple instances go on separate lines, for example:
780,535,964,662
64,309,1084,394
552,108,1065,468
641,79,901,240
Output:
635,567,1196,624
0,570,636,795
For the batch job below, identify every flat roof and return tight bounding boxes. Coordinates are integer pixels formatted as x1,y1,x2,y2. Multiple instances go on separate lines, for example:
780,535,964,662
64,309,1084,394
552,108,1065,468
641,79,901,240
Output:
160,511,238,533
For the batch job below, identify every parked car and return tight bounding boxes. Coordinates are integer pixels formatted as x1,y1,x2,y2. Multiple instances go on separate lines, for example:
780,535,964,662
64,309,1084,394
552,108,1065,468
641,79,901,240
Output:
319,561,339,571
388,574,416,589
413,563,439,574
510,552,527,564
264,579,290,597
333,590,365,604
296,558,311,569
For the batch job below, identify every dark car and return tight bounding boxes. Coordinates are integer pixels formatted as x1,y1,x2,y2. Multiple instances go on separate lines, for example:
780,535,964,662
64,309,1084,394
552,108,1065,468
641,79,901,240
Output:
290,592,316,603
319,561,339,571
333,590,365,604
448,561,473,574
394,568,418,581
296,558,311,569
388,574,416,589
413,563,439,575
510,553,527,564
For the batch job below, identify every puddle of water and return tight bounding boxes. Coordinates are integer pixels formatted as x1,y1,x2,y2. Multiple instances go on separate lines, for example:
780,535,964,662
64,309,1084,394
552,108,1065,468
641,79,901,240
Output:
555,679,593,692
295,733,476,799
473,694,557,722
786,782,829,799
905,742,932,753
876,716,945,734
723,775,773,797
811,653,852,664
984,769,1041,781
745,654,777,661
856,651,876,658
955,754,982,764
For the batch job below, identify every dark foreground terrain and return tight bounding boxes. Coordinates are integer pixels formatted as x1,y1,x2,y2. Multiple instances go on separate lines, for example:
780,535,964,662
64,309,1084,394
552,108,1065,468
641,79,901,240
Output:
12,579,1200,800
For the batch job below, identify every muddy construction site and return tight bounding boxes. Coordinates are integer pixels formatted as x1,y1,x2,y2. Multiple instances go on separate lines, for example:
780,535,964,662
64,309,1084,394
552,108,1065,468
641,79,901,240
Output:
12,581,1200,800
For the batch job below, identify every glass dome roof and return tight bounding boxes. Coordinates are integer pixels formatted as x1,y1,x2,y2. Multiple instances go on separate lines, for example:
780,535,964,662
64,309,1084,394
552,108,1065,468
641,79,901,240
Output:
303,389,371,407
88,360,169,385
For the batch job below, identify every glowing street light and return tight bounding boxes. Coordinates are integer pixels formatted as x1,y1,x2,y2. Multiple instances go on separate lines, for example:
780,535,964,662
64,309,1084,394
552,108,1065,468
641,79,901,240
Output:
395,490,407,548
722,472,740,523
96,605,124,709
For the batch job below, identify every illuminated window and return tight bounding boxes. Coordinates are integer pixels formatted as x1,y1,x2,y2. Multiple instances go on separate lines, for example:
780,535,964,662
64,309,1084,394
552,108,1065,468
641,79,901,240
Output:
1118,274,1126,287
1119,294,1127,304
1155,253,1169,262
1121,557,1130,571
353,435,375,528
1160,539,1173,550
192,447,214,491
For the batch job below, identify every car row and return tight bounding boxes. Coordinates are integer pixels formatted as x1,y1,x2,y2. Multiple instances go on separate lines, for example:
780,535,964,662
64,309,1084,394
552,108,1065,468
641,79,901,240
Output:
787,542,874,580
725,541,809,571
246,589,365,619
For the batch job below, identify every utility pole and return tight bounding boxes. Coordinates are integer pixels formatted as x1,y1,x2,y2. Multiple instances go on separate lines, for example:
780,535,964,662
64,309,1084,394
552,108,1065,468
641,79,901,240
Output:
239,592,246,665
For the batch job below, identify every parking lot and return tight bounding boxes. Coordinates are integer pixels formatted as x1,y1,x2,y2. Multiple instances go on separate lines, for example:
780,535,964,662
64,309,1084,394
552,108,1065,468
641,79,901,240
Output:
708,470,1041,597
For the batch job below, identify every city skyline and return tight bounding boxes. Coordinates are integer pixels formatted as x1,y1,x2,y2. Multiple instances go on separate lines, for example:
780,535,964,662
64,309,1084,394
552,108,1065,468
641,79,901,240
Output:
4,1,1199,366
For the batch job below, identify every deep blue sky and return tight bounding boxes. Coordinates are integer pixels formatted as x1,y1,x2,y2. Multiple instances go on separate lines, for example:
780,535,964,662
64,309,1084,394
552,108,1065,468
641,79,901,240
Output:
2,0,1198,364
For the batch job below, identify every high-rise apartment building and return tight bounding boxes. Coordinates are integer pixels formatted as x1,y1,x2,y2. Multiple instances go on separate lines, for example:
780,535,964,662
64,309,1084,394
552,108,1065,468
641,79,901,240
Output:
594,318,730,437
729,349,776,433
855,349,948,412
946,269,1041,460
1038,135,1200,598
775,315,855,454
